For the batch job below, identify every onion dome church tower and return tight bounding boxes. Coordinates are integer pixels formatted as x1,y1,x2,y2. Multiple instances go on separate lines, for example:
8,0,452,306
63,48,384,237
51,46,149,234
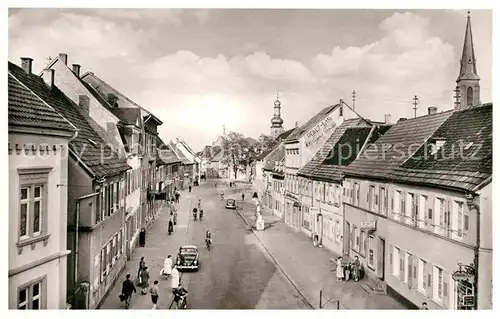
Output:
270,93,284,138
456,11,480,110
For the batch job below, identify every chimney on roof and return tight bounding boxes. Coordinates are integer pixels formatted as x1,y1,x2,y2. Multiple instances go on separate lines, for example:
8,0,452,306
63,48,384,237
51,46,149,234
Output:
384,114,391,124
21,57,33,74
295,121,299,128
42,69,55,88
58,53,68,65
428,106,438,115
72,64,81,77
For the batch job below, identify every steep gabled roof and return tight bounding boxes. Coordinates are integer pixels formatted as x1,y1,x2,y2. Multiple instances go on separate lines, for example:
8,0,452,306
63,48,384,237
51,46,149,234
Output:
286,104,339,142
9,61,131,178
339,107,495,191
8,72,75,132
297,118,369,179
395,103,492,191
168,141,191,165
263,144,285,172
275,127,296,142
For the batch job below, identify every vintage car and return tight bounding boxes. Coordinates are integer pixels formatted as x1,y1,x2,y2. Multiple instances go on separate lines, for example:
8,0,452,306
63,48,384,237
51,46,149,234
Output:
176,245,200,271
225,198,236,209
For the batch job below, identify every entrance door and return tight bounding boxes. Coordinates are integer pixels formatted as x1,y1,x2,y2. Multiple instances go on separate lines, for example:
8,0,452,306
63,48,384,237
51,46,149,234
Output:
377,237,386,281
344,222,351,256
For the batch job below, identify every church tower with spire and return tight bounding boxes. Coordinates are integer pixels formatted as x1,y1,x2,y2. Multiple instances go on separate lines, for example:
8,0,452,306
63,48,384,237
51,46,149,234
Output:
456,11,481,110
270,94,284,138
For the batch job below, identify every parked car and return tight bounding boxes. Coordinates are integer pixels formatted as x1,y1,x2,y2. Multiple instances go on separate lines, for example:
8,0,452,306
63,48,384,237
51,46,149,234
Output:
176,245,200,271
225,198,236,209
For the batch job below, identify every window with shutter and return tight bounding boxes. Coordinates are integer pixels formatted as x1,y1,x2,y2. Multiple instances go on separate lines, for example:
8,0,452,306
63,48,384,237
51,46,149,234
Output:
426,262,433,299
399,251,405,281
443,270,449,308
112,237,117,266
93,254,100,290
106,243,111,271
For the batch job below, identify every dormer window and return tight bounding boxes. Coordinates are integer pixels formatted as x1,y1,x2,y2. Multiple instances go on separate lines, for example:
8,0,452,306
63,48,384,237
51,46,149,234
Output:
430,139,446,155
88,139,98,147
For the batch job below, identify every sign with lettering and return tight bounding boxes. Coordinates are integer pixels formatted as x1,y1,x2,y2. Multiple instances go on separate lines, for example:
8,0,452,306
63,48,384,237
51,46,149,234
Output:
304,115,337,148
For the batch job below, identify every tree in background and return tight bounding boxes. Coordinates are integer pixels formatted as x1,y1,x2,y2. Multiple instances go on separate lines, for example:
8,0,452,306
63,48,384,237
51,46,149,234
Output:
221,131,258,180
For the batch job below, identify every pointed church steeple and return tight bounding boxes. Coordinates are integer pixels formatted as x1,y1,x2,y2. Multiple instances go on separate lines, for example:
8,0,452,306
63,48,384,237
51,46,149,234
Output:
456,11,481,110
270,92,284,138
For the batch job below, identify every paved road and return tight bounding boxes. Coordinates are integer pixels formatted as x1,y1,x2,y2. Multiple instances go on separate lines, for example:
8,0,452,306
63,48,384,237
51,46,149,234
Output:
100,182,310,309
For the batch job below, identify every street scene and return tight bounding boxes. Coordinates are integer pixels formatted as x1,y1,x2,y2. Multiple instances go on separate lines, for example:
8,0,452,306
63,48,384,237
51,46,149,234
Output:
7,8,492,310
100,183,311,309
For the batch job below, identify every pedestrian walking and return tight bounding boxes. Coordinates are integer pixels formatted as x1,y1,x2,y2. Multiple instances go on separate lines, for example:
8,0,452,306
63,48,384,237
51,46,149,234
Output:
139,266,150,295
161,255,173,277
168,218,174,235
149,280,160,309
242,193,245,201
171,266,180,291
137,257,145,279
336,257,344,281
188,185,192,193
175,191,180,203
120,274,136,309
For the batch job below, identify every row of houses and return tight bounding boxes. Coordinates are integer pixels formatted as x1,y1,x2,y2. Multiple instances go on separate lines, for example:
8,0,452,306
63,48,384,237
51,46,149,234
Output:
8,53,200,309
253,14,492,310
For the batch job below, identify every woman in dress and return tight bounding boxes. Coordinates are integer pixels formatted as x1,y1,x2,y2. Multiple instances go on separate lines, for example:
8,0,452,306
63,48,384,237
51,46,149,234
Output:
336,257,344,281
162,255,173,278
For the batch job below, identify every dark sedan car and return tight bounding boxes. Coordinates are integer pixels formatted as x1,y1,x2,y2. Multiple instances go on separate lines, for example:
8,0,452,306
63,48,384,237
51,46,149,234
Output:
176,245,200,271
225,198,236,209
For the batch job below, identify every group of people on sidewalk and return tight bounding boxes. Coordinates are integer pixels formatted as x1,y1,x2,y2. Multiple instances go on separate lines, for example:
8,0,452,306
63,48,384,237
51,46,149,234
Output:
335,255,363,282
120,255,188,309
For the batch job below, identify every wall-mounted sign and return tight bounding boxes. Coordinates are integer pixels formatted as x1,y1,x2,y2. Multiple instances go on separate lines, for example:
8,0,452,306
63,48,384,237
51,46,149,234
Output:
304,115,337,148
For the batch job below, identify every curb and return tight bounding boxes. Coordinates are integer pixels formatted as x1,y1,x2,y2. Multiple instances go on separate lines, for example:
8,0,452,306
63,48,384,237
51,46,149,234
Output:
234,207,316,310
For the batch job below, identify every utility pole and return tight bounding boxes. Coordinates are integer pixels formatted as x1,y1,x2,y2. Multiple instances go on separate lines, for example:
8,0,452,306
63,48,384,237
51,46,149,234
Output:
412,95,419,118
352,90,356,111
454,86,461,109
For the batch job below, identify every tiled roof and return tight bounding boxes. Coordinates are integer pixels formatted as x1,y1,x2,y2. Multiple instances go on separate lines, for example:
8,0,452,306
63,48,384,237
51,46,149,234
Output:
80,80,114,109
395,103,492,191
341,109,486,189
263,144,285,171
8,73,75,132
168,141,191,165
212,146,224,161
297,118,369,179
9,62,131,178
108,107,141,126
275,127,296,142
255,148,274,161
285,104,339,142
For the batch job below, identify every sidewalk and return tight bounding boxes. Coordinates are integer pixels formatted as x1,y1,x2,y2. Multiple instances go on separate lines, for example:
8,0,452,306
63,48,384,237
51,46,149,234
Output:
99,189,196,309
235,188,407,309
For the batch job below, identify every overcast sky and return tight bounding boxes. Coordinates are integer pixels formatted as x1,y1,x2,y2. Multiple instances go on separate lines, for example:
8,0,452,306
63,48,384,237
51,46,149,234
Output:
8,8,492,151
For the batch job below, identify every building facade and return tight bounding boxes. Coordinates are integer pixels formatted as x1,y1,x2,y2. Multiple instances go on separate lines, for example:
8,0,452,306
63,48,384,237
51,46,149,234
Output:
342,103,492,310
8,62,77,309
297,119,378,255
283,101,356,230
9,59,132,309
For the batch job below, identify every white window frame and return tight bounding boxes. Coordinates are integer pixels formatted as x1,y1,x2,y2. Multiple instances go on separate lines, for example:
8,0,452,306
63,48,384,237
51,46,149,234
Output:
19,187,30,240
393,246,400,277
405,192,414,225
417,259,426,293
18,280,43,309
393,191,401,221
434,197,445,235
368,235,375,268
433,266,444,304
404,252,410,283
335,220,341,243
418,195,427,228
452,201,465,240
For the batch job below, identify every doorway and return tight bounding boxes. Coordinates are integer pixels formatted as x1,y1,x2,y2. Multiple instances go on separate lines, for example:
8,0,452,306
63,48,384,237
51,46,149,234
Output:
377,237,386,281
